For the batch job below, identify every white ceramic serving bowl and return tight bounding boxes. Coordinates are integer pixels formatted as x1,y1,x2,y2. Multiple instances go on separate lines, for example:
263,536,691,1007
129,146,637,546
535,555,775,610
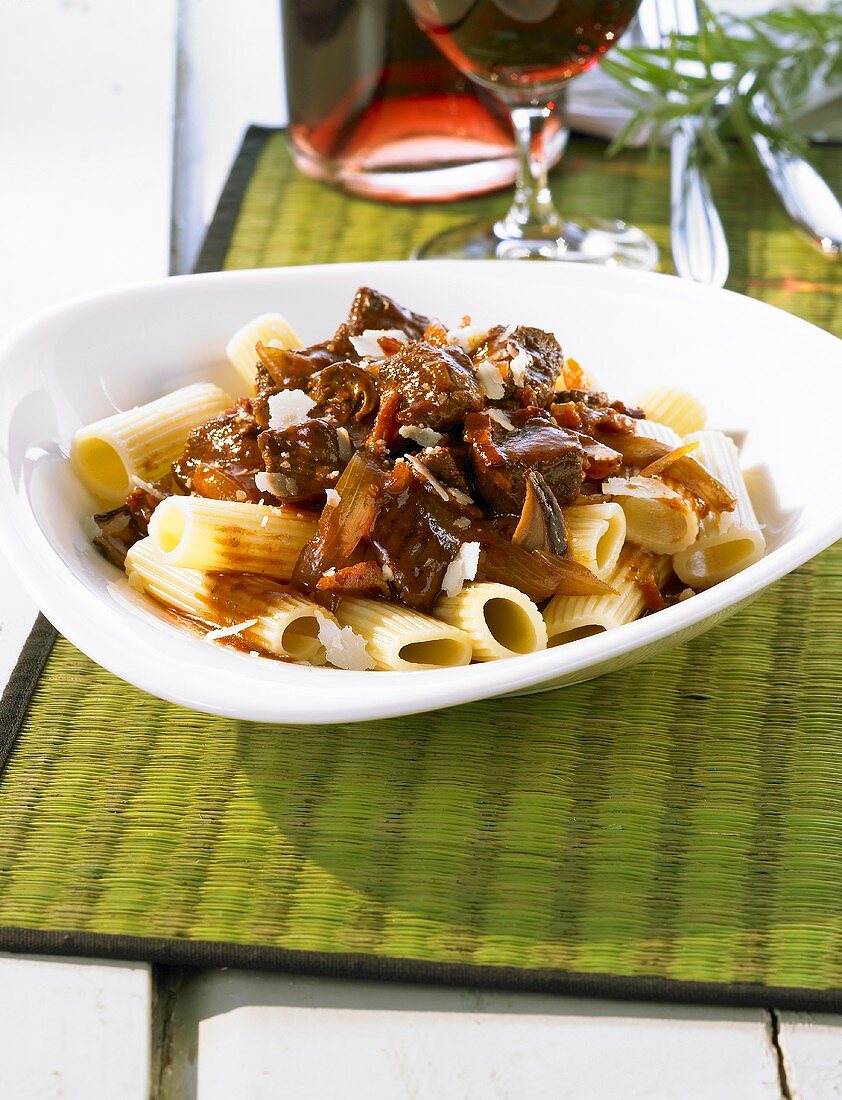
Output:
1,261,840,724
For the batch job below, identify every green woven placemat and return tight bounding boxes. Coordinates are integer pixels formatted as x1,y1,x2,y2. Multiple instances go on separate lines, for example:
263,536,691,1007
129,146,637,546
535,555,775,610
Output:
2,128,841,1007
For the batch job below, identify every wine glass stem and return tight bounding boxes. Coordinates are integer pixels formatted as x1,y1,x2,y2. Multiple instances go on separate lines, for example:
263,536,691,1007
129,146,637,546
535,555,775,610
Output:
495,105,565,242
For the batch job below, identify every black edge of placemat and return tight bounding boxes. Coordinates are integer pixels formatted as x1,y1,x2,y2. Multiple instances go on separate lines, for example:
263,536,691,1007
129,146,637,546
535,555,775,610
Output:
193,125,275,275
0,925,840,1012
0,614,58,776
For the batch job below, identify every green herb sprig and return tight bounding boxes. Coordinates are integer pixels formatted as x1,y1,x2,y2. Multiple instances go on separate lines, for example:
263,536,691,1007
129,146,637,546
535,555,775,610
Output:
599,1,842,161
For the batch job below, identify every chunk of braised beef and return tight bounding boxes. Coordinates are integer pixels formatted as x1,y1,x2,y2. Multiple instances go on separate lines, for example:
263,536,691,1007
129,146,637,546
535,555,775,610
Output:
471,325,565,409
551,400,638,436
345,287,431,342
315,560,390,599
464,408,584,513
417,444,473,498
378,341,483,432
307,362,379,427
172,399,263,497
509,326,566,407
555,389,645,420
574,433,624,481
258,419,346,502
369,462,470,612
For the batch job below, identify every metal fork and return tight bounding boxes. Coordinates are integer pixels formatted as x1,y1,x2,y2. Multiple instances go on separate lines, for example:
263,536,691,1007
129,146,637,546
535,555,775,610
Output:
638,0,730,286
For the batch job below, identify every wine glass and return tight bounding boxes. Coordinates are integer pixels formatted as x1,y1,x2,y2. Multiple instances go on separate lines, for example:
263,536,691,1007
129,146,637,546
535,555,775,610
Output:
406,0,658,267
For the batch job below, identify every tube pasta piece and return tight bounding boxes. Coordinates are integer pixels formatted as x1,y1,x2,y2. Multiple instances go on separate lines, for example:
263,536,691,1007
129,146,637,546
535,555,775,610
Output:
673,430,765,588
637,387,706,437
148,496,317,578
226,313,302,390
335,597,472,671
544,546,672,646
71,384,233,507
602,475,699,555
125,538,333,663
434,582,547,661
563,503,626,578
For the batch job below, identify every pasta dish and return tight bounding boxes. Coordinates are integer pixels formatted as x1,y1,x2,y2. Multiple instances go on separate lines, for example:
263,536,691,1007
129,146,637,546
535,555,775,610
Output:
70,287,765,671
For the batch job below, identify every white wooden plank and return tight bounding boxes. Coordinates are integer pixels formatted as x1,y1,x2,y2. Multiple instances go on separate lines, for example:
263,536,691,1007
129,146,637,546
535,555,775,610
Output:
160,972,783,1100
777,1012,842,1100
0,954,150,1100
0,0,179,694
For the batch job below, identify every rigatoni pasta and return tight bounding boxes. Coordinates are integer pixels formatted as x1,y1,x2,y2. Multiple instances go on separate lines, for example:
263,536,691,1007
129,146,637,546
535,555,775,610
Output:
226,312,303,389
336,597,473,671
543,547,672,646
563,502,626,579
433,582,547,661
74,285,763,673
148,496,317,578
602,475,700,555
673,430,766,588
125,538,334,663
636,386,706,437
71,383,232,506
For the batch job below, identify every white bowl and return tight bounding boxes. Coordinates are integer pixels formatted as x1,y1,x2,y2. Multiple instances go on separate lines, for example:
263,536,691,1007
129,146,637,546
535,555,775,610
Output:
1,261,840,724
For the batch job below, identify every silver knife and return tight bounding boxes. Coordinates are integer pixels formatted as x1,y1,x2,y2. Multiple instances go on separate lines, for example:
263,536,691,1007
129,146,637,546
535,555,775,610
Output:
639,0,730,286
744,83,842,258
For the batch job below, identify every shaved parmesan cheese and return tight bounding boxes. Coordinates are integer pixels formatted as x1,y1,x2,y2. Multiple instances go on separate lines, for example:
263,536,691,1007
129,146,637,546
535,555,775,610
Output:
259,515,269,528
204,619,258,643
446,323,489,353
267,388,316,431
405,454,449,501
381,563,394,582
448,487,475,506
487,407,515,431
453,516,471,529
509,346,533,387
441,542,481,597
349,329,408,359
399,425,443,448
603,476,683,502
325,488,341,506
317,618,375,671
477,361,506,400
255,471,298,497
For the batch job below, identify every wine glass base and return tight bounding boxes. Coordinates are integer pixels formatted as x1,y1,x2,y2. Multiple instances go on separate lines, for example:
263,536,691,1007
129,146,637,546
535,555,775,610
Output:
413,216,659,270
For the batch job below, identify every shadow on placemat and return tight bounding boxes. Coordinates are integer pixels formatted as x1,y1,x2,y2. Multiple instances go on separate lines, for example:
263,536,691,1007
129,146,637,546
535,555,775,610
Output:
0,543,840,1003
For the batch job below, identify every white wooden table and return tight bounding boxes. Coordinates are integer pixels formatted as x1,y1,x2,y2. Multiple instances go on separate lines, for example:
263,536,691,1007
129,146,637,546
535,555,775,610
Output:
1,2,840,1096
